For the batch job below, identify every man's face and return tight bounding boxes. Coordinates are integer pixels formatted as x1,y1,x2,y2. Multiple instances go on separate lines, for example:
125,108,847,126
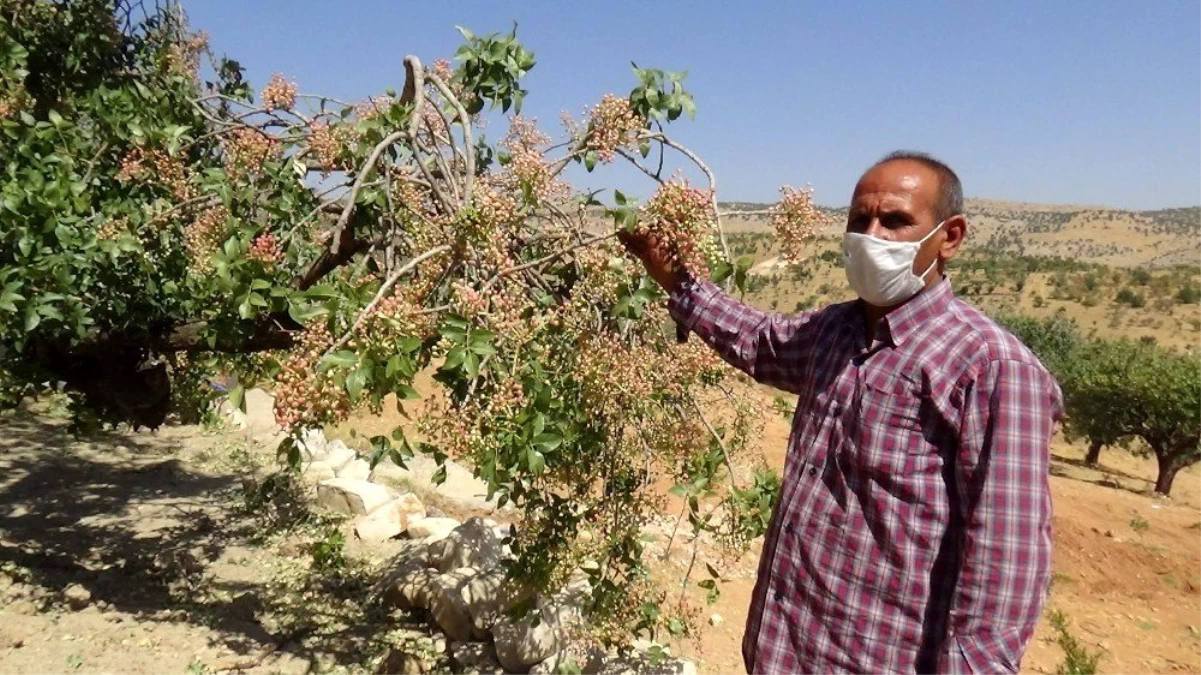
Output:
846,159,947,278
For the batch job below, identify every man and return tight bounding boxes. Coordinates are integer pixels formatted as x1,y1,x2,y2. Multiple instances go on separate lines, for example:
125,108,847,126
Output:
620,152,1062,674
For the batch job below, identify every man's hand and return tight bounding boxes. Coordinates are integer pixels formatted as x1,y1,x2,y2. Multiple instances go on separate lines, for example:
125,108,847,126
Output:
617,229,686,292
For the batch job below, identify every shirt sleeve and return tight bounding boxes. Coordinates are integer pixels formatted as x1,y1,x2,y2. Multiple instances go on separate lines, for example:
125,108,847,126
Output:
667,273,820,395
939,359,1060,674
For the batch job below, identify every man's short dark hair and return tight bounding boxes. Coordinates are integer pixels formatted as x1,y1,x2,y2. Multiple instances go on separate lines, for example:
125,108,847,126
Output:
874,150,964,223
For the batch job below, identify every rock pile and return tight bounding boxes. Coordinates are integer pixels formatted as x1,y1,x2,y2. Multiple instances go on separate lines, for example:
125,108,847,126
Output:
225,395,698,675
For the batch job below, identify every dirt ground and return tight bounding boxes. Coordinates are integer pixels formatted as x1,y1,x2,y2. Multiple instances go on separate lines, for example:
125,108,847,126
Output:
0,388,1198,675
0,400,439,675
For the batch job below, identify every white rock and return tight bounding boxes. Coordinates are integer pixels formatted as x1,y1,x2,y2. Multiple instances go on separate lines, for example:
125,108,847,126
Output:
302,461,337,483
406,516,460,543
369,454,505,513
427,517,505,573
450,641,505,675
459,568,534,638
355,494,426,544
709,613,724,627
392,493,428,523
63,583,92,610
428,567,480,641
337,457,372,481
299,427,328,461
317,477,395,516
243,388,281,437
324,440,357,472
378,557,440,611
493,581,590,673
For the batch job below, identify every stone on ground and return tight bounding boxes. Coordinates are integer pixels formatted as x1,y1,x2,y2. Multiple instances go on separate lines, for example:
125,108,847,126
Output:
301,461,336,483
450,641,505,675
323,439,357,472
336,457,372,481
62,583,91,610
406,516,460,543
377,556,440,611
492,580,591,673
355,494,427,544
426,517,504,573
427,567,480,641
369,454,508,514
374,645,440,675
242,388,282,441
459,568,534,638
316,477,395,515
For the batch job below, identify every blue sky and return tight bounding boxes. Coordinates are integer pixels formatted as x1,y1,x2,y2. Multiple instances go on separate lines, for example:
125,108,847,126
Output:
185,1,1199,211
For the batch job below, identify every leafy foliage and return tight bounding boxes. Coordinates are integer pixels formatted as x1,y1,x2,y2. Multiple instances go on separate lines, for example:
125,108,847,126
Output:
0,0,826,643
998,312,1200,495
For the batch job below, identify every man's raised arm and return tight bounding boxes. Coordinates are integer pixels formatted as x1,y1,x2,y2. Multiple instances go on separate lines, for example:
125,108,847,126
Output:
620,230,818,394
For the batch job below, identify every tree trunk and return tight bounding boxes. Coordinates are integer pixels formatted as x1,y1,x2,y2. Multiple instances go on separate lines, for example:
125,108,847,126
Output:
1154,454,1181,496
1085,439,1103,466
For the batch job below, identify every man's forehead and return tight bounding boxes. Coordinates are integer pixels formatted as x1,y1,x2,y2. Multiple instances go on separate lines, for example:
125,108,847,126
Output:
852,161,938,210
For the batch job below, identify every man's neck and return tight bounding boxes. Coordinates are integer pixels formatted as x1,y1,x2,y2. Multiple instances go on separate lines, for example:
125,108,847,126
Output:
859,275,942,343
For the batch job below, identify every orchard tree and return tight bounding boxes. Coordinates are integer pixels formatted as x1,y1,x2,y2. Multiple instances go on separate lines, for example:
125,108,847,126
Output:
1122,343,1200,495
0,0,826,640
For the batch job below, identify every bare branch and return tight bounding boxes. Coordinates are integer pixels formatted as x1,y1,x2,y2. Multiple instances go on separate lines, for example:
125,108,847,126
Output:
425,72,474,205
331,130,405,256
688,394,740,496
616,148,664,184
323,245,452,356
482,231,618,292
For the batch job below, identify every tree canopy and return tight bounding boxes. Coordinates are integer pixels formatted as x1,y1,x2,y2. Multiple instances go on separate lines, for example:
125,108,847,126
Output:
1,0,826,639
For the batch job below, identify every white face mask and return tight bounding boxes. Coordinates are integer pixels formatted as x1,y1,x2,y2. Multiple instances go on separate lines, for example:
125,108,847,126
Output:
842,219,946,307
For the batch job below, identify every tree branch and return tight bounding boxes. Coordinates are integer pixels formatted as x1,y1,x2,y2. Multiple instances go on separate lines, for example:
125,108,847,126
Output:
323,245,452,356
425,71,474,204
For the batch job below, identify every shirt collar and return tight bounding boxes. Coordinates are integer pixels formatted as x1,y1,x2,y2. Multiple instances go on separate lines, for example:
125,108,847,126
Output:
874,276,955,348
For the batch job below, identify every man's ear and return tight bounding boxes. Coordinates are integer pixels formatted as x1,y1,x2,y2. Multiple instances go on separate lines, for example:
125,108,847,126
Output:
939,214,967,262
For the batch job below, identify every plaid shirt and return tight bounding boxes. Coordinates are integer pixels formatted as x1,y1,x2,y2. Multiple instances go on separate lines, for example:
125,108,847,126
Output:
669,275,1062,674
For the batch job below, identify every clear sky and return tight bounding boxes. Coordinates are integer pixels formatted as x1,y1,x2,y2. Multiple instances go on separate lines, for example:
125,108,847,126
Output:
184,1,1200,211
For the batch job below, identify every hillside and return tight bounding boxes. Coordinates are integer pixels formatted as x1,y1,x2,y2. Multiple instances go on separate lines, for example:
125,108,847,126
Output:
718,199,1201,268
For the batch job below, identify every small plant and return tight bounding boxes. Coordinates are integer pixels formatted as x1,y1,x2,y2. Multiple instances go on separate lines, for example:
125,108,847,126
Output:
1130,514,1150,534
66,654,83,671
1048,608,1104,675
310,527,346,572
187,658,212,675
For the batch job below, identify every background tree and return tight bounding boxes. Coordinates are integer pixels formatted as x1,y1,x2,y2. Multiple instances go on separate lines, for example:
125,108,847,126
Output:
1,0,819,640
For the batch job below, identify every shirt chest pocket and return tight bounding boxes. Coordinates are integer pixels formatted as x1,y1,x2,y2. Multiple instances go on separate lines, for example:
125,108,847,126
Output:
842,368,927,479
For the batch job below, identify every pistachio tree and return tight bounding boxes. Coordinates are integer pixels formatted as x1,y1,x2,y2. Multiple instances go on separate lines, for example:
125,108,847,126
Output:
1,0,823,639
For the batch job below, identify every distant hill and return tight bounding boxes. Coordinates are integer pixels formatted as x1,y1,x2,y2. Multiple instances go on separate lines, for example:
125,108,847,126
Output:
716,199,1201,268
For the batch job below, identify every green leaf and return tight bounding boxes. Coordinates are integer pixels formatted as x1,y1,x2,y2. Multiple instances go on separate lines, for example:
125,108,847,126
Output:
533,432,562,453
346,368,368,401
287,301,327,325
614,190,627,206
583,151,597,172
709,260,733,284
396,384,422,400
528,449,546,475
320,350,358,370
228,385,246,413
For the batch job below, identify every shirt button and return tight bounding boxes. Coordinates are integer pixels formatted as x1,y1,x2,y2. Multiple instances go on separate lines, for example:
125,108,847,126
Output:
774,589,784,602
808,466,818,476
784,523,794,534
